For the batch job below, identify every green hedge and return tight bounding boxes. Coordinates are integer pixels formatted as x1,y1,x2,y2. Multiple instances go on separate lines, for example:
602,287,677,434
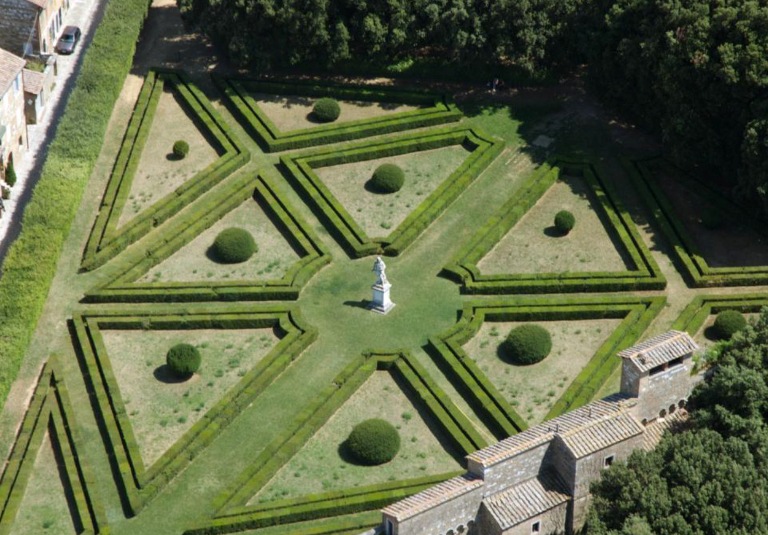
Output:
426,296,665,439
71,306,314,515
281,126,503,258
671,294,768,334
83,173,331,303
214,76,462,152
0,0,151,413
0,359,109,534
81,69,249,271
626,158,768,287
196,351,484,534
442,160,666,294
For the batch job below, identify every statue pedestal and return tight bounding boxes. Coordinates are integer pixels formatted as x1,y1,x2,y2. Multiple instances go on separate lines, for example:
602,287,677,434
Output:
369,281,395,315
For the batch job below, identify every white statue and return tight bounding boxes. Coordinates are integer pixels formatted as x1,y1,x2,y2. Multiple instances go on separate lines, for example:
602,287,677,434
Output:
372,256,389,285
369,256,395,314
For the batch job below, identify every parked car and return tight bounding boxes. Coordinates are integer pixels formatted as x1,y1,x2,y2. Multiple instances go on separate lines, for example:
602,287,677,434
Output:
55,26,81,55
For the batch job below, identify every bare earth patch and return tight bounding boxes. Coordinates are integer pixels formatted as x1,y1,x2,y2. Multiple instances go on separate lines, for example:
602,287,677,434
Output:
478,176,633,274
249,93,425,132
100,327,279,467
655,174,768,267
10,432,77,535
139,199,301,283
463,319,623,425
117,89,220,228
251,371,462,504
314,146,470,236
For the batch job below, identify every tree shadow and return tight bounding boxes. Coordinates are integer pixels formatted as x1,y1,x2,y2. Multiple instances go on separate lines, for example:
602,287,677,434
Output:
337,440,368,466
166,152,183,161
543,225,566,238
153,364,192,384
364,178,394,194
703,326,721,341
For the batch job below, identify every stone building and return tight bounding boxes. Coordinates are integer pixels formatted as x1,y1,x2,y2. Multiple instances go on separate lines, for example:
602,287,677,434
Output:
0,0,71,57
0,48,28,182
380,331,700,535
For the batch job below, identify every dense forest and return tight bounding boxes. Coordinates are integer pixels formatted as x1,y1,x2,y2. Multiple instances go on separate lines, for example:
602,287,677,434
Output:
177,0,767,211
586,310,768,534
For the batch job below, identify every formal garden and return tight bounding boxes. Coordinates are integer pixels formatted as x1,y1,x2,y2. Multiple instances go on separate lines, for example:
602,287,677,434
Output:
1,1,768,535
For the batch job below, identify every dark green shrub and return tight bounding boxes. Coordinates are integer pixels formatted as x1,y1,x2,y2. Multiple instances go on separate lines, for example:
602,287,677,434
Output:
700,209,723,230
712,310,747,339
346,419,400,465
1,186,9,200
173,140,190,159
501,324,552,365
313,98,341,123
4,161,16,187
166,343,201,378
212,227,257,263
554,210,575,234
369,163,405,194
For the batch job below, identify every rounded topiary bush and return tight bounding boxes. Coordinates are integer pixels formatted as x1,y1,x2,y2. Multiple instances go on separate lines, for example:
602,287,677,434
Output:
212,227,257,264
501,324,552,365
313,98,341,123
346,419,401,465
712,310,747,340
166,343,201,378
554,210,575,235
369,163,405,194
173,140,190,159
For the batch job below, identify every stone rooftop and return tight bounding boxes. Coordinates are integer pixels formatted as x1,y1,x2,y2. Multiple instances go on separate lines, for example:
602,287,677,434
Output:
483,471,570,530
22,68,44,95
618,330,698,372
0,48,25,97
381,473,484,522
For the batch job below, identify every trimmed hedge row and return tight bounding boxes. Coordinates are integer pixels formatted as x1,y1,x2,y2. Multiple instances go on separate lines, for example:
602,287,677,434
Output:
187,474,458,534
281,126,503,258
214,76,462,152
84,172,331,303
0,359,109,534
0,0,151,411
442,160,666,294
426,296,665,439
71,306,314,514
627,158,768,287
671,293,768,334
81,69,249,271
192,351,483,534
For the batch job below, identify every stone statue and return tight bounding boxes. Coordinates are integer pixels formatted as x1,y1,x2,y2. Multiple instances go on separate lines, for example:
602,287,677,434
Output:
372,256,389,285
369,256,395,314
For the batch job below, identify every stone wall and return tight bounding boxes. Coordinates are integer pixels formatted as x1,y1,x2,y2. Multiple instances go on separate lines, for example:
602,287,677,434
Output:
387,485,484,535
0,71,28,171
633,362,693,423
474,441,552,495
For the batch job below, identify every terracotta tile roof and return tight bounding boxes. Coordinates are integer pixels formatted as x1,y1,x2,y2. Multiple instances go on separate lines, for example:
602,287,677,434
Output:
22,68,44,94
618,331,698,373
467,395,631,468
0,47,25,97
483,471,570,530
25,0,47,8
559,412,644,458
381,474,484,522
642,409,689,451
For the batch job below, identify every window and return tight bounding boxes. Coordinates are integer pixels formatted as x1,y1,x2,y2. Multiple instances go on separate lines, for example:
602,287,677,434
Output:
604,455,615,468
532,521,541,533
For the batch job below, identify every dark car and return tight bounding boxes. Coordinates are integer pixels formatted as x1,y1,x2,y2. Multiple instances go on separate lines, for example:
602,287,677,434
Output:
55,26,81,55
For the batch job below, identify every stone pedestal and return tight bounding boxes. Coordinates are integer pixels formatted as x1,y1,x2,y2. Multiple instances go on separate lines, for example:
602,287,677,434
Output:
369,256,395,314
370,281,395,314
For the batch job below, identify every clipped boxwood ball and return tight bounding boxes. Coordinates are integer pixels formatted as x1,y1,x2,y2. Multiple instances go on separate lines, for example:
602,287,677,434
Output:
554,210,575,234
313,98,341,122
346,419,400,465
501,324,552,365
212,227,256,264
166,343,201,378
713,310,747,340
173,140,189,159
370,163,405,194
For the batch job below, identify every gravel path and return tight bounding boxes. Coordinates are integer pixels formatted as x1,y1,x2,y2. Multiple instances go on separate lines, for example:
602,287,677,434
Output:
0,0,106,261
